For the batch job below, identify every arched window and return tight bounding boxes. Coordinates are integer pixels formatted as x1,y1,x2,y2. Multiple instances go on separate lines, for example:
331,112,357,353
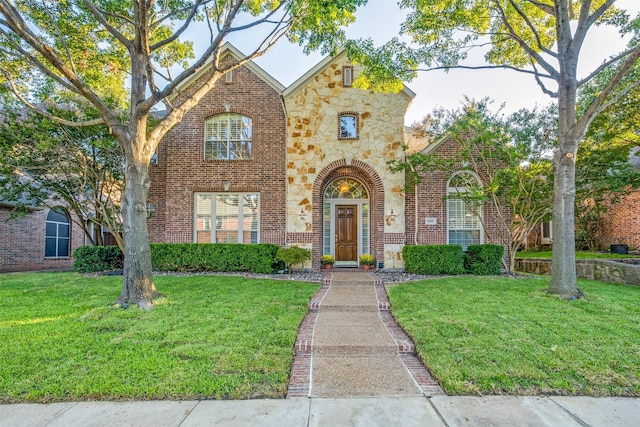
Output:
447,171,483,250
45,208,70,257
324,178,368,199
204,113,252,160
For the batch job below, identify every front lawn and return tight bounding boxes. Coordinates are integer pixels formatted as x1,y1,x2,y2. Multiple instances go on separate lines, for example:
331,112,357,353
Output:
0,272,318,403
388,276,640,396
516,250,636,259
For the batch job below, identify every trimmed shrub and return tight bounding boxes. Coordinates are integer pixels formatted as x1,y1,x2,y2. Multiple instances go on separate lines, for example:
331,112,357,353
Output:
402,245,465,275
150,243,279,274
466,244,504,275
276,246,311,270
73,246,123,273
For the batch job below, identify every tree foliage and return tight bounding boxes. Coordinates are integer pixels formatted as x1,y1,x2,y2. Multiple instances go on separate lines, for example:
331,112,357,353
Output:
391,98,555,274
0,94,125,250
0,0,367,309
353,1,640,299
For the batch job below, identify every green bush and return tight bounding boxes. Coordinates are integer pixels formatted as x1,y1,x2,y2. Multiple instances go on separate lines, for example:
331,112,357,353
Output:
150,243,279,274
73,246,123,273
276,246,311,270
74,243,280,274
402,245,465,275
466,244,504,275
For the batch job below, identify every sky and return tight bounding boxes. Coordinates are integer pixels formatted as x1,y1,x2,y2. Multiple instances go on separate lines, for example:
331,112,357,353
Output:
218,0,640,125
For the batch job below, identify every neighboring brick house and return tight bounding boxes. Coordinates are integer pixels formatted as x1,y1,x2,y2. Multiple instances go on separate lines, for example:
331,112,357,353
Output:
0,201,85,272
148,43,507,270
598,191,640,250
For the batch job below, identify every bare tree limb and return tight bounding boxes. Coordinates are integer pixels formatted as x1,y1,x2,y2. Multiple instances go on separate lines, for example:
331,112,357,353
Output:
81,0,131,48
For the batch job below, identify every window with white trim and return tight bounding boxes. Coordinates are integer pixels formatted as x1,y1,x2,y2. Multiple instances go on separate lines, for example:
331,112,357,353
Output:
204,113,252,160
195,193,259,244
338,113,358,139
447,171,483,250
541,221,552,244
45,208,70,257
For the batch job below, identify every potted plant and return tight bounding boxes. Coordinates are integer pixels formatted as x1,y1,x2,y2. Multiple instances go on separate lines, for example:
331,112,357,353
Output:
359,254,375,270
321,254,335,269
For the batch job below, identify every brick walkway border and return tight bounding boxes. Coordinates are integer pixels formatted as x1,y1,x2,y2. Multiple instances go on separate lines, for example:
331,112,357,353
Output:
286,272,445,398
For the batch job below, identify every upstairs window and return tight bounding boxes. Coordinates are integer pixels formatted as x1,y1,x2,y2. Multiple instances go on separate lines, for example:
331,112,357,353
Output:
338,113,359,140
45,208,70,258
204,113,252,160
342,66,353,87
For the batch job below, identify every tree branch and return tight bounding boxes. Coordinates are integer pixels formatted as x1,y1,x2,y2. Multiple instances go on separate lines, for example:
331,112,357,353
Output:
149,0,205,51
577,46,637,87
508,0,557,58
577,45,640,137
81,0,131,48
491,0,560,80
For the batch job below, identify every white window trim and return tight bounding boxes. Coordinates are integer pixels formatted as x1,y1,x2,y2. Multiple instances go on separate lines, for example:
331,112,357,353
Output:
541,220,553,244
194,192,260,244
446,171,484,249
204,113,252,160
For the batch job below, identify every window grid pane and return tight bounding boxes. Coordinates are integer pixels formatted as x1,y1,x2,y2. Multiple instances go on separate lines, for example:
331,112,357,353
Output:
362,203,369,255
204,114,252,160
195,193,259,244
323,203,331,255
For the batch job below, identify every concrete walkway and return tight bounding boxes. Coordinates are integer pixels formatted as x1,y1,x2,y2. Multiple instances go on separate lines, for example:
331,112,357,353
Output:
3,396,640,426
3,272,639,426
288,271,443,398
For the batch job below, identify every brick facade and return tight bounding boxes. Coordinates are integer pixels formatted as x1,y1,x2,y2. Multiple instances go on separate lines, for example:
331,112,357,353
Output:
0,205,85,272
148,51,287,246
598,191,640,249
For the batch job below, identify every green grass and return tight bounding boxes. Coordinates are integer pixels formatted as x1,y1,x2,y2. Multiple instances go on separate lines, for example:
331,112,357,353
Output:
0,272,318,403
388,276,640,396
516,251,636,259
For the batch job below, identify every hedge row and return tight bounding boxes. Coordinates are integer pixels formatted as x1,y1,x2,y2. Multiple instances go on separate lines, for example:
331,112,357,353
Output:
74,242,504,276
403,244,504,276
73,243,279,274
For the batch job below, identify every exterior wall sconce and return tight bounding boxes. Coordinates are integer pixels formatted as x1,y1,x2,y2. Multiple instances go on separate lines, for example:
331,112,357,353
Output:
386,209,396,225
299,208,306,219
223,181,231,191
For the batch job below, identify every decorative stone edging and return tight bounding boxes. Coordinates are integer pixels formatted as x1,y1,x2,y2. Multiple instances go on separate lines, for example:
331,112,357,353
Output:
514,258,640,286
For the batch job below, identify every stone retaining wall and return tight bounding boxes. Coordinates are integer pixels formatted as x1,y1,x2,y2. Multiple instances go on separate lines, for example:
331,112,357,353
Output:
515,258,640,286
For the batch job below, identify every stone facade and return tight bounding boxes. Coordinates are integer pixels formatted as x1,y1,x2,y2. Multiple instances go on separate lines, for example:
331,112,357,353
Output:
283,52,412,268
0,205,85,272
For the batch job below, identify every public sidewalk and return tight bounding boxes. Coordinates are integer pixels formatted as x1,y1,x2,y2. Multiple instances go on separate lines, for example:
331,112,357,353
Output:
2,395,640,426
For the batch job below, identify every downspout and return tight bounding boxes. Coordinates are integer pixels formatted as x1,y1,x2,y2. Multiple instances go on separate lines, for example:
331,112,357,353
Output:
409,164,419,245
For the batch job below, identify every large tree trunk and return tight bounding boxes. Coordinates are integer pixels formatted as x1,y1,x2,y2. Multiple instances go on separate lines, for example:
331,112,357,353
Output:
548,46,583,299
115,130,158,309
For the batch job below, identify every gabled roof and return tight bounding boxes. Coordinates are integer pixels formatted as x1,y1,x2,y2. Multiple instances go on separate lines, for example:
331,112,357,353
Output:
171,42,285,98
282,48,416,101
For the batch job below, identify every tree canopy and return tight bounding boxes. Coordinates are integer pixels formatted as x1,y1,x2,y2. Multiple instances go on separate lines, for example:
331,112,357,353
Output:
0,0,367,309
352,0,640,299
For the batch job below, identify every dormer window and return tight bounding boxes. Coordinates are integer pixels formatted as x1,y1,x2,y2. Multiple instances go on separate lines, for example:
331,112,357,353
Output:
338,112,359,140
342,66,353,87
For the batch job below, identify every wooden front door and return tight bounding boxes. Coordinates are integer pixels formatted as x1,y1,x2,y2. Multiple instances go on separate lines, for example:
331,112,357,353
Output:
336,205,357,262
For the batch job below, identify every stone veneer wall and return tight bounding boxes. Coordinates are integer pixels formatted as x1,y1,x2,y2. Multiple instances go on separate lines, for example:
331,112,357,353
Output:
514,258,640,286
148,58,287,246
283,53,411,268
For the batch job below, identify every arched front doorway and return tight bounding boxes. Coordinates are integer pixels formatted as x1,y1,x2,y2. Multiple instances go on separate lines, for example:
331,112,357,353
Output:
322,177,370,267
